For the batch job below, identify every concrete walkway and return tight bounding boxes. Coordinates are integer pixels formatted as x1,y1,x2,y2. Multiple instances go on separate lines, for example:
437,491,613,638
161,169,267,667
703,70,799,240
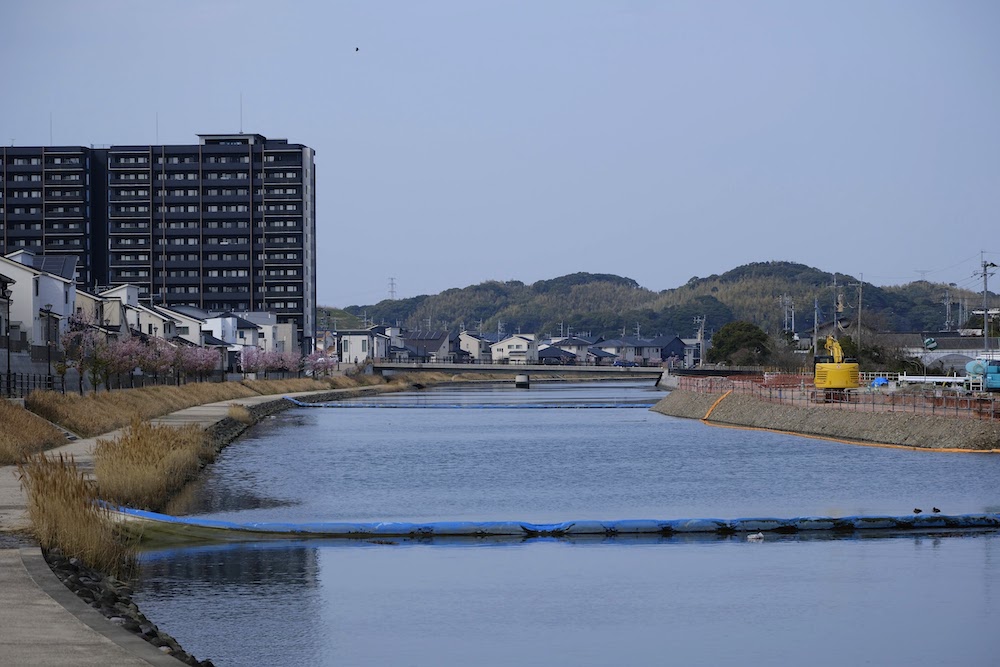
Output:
0,389,342,666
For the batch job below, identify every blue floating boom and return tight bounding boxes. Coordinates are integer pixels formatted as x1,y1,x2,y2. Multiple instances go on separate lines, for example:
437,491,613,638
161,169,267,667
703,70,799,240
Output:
110,506,1000,544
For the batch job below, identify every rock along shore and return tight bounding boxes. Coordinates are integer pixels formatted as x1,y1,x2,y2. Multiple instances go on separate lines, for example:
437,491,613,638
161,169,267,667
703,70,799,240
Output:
652,390,1000,451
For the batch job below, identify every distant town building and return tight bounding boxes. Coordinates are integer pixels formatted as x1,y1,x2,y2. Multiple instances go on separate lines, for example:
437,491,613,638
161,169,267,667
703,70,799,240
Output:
0,133,316,351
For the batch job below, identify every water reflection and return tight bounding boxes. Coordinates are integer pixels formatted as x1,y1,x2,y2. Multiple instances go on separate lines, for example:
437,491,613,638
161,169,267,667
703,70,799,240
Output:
134,530,1000,667
131,382,1000,667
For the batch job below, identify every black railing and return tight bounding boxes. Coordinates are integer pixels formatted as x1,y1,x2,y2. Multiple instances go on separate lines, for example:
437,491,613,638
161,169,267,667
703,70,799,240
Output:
2,372,56,398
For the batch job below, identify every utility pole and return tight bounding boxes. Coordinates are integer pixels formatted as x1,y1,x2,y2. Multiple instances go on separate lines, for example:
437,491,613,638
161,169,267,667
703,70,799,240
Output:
847,276,863,353
832,274,838,331
813,298,820,354
694,316,706,367
779,295,795,333
856,275,863,354
943,289,952,332
979,252,998,352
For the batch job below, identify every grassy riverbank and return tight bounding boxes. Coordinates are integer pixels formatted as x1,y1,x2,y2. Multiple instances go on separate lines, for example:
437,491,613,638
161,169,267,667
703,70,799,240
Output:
11,371,480,570
653,389,1000,451
23,378,330,438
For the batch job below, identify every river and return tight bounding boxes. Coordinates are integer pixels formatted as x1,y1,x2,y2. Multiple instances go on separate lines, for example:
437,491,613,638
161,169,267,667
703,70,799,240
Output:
131,381,1000,666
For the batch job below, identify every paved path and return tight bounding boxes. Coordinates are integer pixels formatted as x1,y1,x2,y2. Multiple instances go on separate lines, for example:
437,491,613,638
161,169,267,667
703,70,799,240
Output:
0,389,345,666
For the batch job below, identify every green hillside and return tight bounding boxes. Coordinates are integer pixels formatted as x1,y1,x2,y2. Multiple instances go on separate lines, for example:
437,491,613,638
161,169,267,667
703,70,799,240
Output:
330,262,986,339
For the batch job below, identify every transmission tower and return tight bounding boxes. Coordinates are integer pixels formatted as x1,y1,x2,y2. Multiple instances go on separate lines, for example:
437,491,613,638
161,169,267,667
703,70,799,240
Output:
388,277,397,300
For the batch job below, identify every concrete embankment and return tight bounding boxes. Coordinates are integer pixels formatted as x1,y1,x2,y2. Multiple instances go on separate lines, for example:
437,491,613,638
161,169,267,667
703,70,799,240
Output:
652,390,1000,451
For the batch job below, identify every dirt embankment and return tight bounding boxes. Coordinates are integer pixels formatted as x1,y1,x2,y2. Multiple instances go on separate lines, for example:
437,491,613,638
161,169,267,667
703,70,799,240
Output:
652,390,1000,451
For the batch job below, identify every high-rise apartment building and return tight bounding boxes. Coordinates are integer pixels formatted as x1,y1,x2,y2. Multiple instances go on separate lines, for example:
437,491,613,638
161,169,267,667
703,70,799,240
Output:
0,133,316,350
0,146,97,286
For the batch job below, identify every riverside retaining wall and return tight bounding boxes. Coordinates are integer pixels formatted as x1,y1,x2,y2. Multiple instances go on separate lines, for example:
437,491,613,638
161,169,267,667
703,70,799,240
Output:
652,390,1000,451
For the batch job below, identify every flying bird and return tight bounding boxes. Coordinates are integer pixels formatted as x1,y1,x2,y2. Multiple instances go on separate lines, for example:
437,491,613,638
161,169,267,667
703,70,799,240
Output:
932,507,941,514
913,508,923,514
355,47,359,52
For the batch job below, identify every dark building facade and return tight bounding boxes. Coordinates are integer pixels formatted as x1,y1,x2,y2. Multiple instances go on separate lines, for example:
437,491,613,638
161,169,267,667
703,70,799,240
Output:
0,134,316,350
0,145,99,287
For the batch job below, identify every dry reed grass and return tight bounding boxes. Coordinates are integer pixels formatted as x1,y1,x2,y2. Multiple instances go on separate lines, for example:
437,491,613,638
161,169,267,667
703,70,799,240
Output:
16,453,136,576
94,420,211,511
239,377,329,394
227,404,254,424
25,381,287,438
0,400,67,464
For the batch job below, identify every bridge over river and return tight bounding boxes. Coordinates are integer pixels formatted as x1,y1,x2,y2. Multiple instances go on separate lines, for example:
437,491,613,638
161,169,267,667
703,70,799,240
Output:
371,361,665,380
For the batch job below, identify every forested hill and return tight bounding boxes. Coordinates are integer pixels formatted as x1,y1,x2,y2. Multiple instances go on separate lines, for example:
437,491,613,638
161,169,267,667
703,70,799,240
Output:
323,263,984,339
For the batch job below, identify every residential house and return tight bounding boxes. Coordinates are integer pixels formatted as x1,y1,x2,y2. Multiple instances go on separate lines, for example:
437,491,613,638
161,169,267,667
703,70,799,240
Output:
153,304,209,346
459,330,492,363
586,347,617,365
650,335,687,368
491,334,538,364
74,289,128,338
399,330,457,362
128,303,177,339
1,250,76,354
549,336,595,362
538,346,576,365
337,327,391,363
680,338,703,368
232,311,296,354
593,338,636,363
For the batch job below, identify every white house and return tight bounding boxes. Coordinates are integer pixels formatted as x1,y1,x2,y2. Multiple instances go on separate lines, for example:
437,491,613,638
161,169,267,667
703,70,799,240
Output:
548,336,594,362
459,331,492,362
491,334,539,364
1,251,76,351
337,327,391,363
153,305,207,346
232,311,296,353
127,303,177,339
74,289,128,338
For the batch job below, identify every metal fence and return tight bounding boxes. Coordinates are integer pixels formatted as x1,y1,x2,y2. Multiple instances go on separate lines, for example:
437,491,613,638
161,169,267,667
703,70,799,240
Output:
678,375,1000,422
0,369,302,398
2,373,56,399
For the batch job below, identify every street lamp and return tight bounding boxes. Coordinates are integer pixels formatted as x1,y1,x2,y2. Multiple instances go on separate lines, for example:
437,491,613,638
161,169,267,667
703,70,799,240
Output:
42,303,53,388
3,288,11,397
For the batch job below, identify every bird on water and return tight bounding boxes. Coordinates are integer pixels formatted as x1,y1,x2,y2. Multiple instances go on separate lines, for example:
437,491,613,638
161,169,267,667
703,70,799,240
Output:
913,508,923,514
932,507,941,514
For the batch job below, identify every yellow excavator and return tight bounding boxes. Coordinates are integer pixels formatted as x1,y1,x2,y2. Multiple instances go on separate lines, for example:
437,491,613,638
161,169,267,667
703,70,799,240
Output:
814,335,859,390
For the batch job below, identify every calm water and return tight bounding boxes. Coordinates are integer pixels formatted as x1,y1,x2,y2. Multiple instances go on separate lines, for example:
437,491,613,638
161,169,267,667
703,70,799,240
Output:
132,382,1000,666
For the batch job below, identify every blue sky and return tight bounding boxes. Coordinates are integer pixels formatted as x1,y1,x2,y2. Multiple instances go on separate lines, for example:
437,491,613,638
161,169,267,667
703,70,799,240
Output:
2,1,998,306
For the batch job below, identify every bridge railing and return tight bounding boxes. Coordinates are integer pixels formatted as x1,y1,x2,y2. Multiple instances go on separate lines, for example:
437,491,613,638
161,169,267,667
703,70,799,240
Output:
374,358,667,368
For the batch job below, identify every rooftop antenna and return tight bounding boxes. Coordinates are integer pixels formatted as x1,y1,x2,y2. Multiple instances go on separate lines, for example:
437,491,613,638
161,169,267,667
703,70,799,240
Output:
155,112,159,144
239,92,244,134
49,112,53,145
